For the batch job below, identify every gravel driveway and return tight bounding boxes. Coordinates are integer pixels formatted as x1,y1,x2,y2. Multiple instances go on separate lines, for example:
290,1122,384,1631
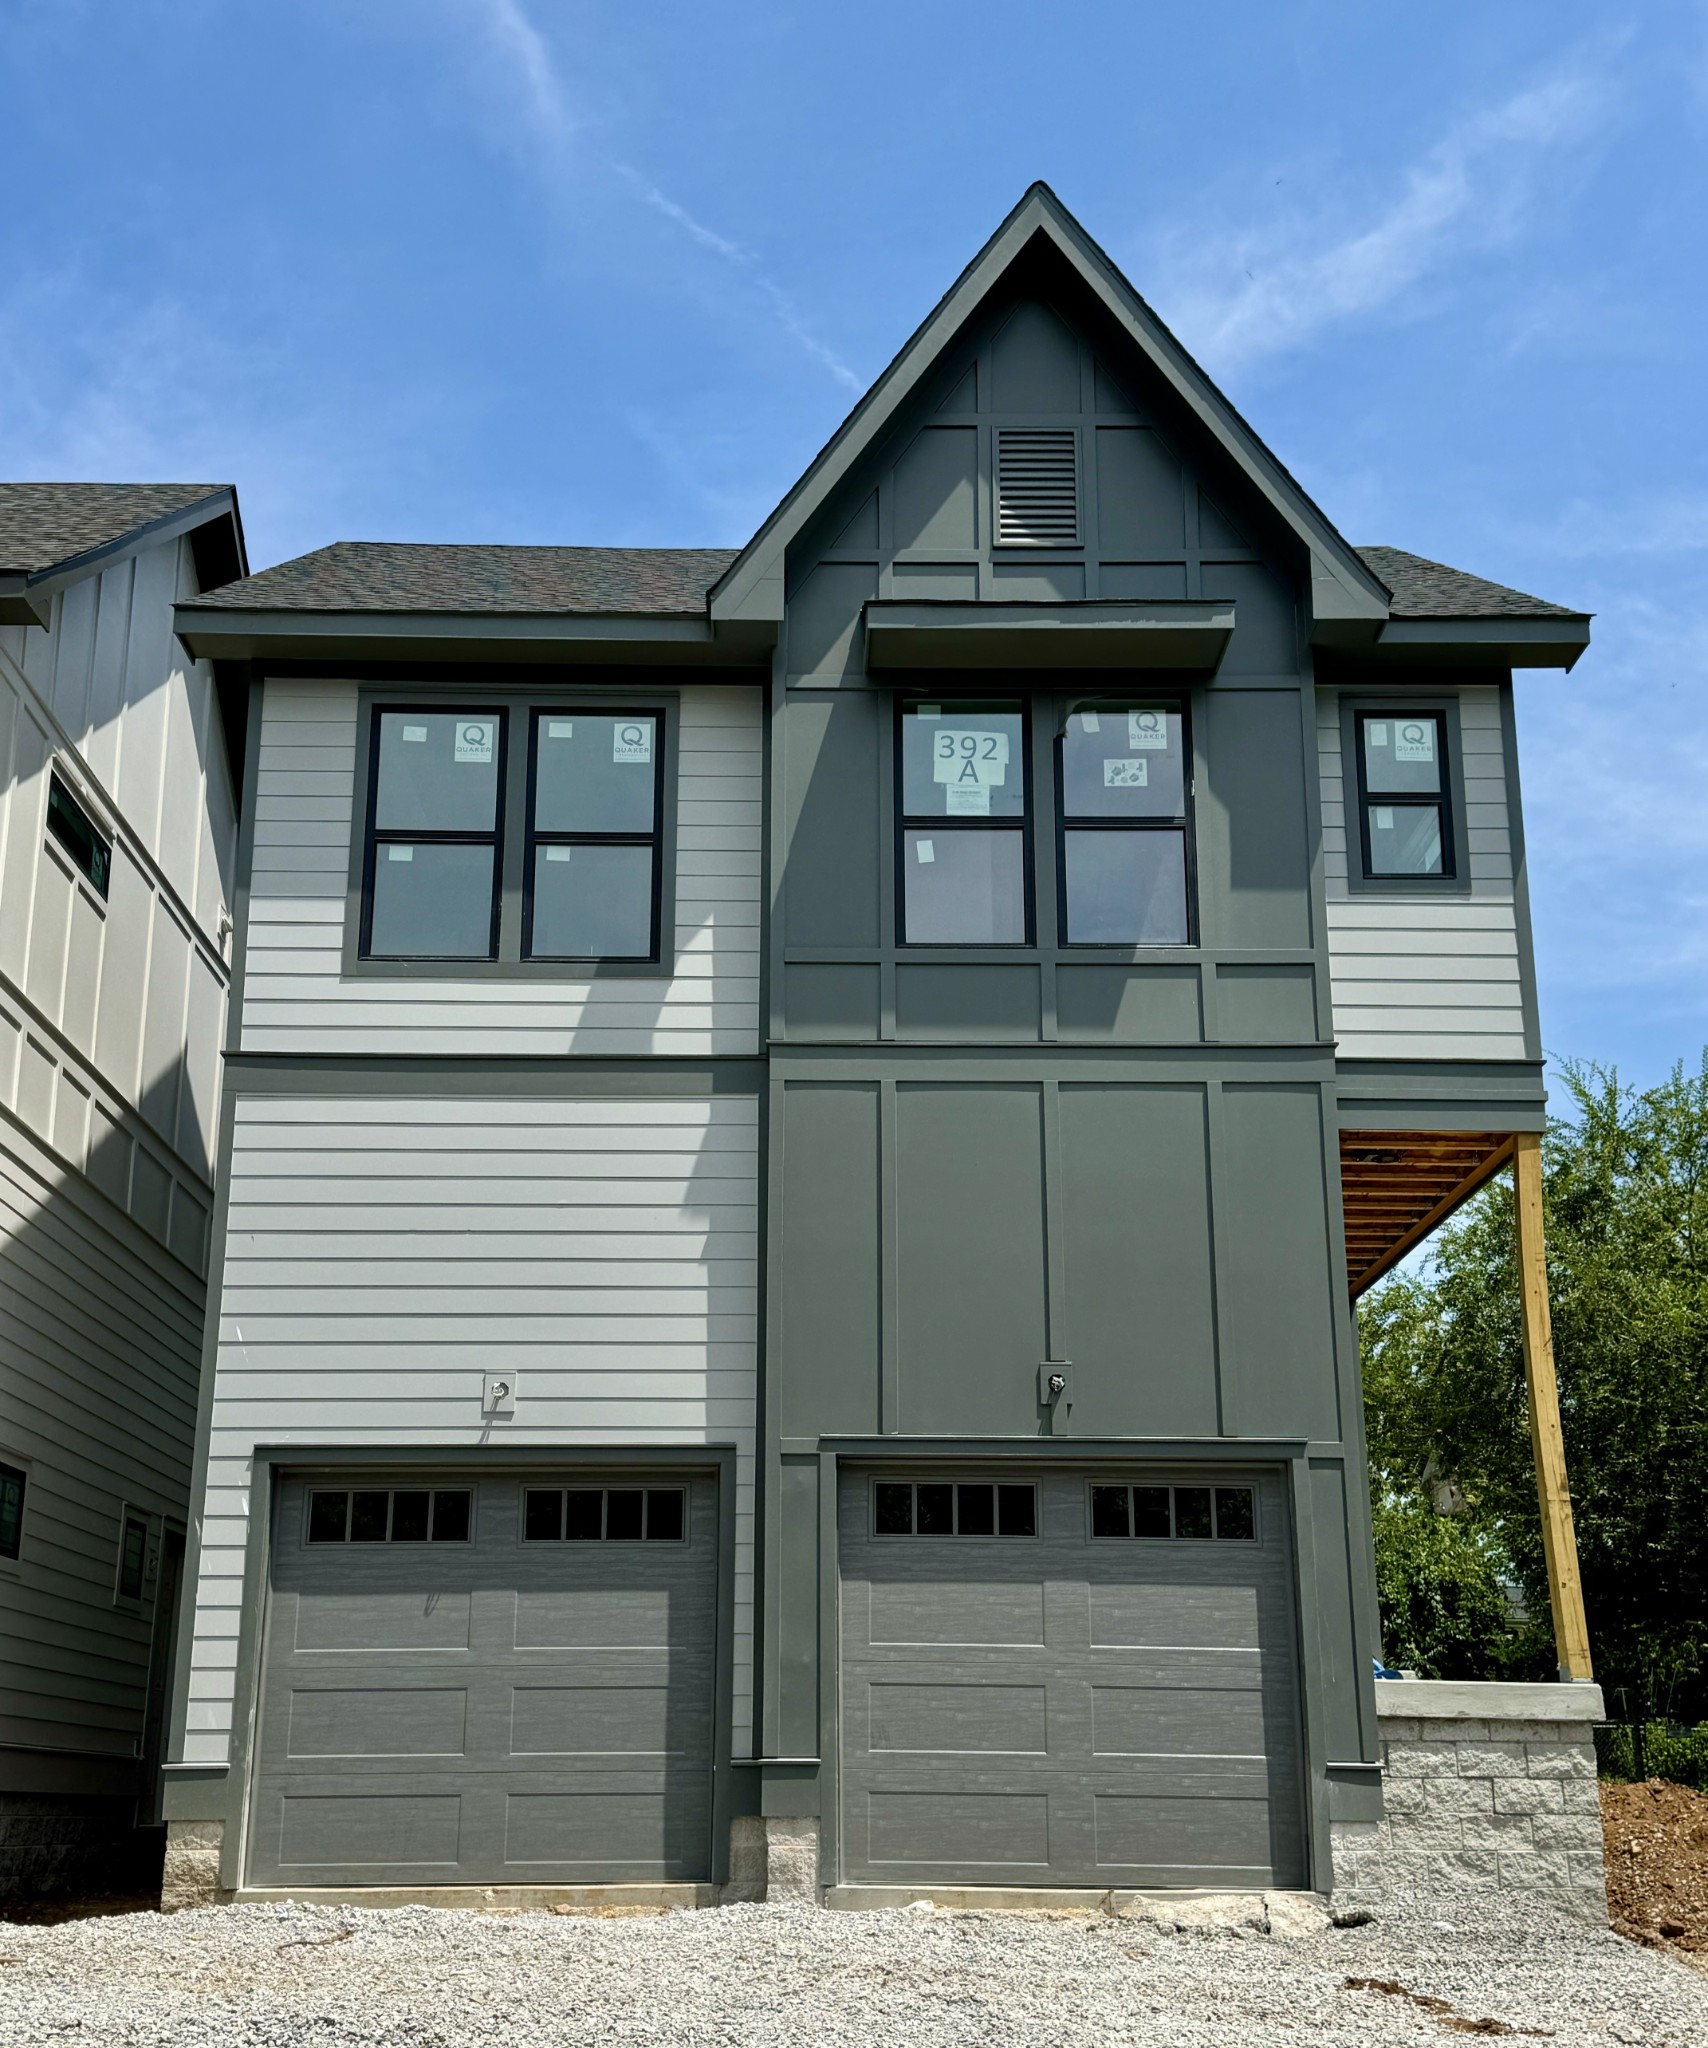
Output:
0,1894,1702,2048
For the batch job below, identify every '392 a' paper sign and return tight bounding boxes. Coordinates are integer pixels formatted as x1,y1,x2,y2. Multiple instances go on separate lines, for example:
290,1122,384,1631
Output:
932,729,1009,788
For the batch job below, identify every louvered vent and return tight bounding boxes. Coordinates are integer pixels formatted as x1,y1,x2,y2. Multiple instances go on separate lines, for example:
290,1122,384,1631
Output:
996,428,1079,546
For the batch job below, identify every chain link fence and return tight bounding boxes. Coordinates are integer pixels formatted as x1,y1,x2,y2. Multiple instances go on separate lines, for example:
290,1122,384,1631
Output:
1595,1722,1708,1788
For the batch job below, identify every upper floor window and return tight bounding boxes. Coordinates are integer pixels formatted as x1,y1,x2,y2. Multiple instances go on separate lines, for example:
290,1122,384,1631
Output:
1057,702,1190,944
358,702,665,965
1356,711,1454,879
46,771,112,899
897,699,1030,944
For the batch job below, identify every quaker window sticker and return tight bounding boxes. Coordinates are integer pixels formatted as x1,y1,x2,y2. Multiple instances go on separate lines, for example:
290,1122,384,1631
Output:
1127,709,1170,750
613,719,653,763
454,718,495,764
1394,717,1436,763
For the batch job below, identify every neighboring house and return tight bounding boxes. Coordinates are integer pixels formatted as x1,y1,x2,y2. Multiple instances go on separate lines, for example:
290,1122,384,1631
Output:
160,186,1588,1906
0,484,245,1894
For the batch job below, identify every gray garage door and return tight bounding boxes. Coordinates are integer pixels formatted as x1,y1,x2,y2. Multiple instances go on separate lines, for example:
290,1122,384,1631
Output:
249,1470,717,1888
839,1465,1305,1890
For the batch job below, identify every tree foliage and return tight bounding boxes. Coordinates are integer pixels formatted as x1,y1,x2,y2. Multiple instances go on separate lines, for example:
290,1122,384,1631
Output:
1361,1057,1708,1716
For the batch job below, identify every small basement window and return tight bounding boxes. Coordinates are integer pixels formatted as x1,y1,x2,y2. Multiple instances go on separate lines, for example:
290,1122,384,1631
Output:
46,772,112,899
307,1488,473,1543
0,1461,25,1561
522,1487,686,1542
1356,711,1454,879
873,1479,1037,1537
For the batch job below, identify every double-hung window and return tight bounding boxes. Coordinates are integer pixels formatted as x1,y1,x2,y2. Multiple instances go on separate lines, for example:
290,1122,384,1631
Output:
897,698,1030,944
1057,701,1190,943
357,702,666,965
364,710,505,959
1356,711,1453,879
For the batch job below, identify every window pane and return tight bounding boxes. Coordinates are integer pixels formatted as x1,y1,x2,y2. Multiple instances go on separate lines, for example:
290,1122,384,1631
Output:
528,842,654,959
1133,1486,1171,1538
375,712,502,831
1362,714,1443,795
564,1489,603,1540
524,1489,563,1542
1175,1486,1213,1539
369,842,497,958
307,1492,348,1544
1063,830,1188,944
902,828,1025,943
1215,1488,1256,1540
431,1490,471,1542
956,1484,995,1536
0,1464,24,1559
1091,1485,1130,1539
119,1518,148,1600
390,1490,430,1542
1366,803,1443,876
874,1482,913,1535
1061,704,1184,818
916,1483,954,1536
901,702,1025,819
534,714,658,832
47,775,112,897
997,1484,1037,1537
645,1489,685,1541
350,1490,390,1542
606,1489,644,1541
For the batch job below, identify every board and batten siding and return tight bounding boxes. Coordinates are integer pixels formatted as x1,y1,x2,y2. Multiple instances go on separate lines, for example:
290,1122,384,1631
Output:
242,681,762,1056
1317,684,1530,1061
180,1092,760,1764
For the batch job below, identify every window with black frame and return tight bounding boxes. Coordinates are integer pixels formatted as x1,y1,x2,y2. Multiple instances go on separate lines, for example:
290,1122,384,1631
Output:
1056,701,1190,943
1357,711,1453,878
362,710,505,959
897,698,1029,944
525,711,663,960
0,1461,25,1562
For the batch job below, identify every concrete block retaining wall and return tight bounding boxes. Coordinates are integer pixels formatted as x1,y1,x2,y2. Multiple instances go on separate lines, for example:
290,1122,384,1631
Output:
1333,1680,1607,1922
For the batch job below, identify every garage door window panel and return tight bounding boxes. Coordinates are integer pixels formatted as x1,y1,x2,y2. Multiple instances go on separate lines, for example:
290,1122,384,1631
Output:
306,1488,473,1545
1089,1482,1258,1540
872,1479,1037,1537
523,1487,687,1542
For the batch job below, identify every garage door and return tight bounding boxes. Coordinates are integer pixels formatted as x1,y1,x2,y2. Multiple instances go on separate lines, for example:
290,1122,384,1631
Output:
838,1465,1305,1889
249,1470,718,1888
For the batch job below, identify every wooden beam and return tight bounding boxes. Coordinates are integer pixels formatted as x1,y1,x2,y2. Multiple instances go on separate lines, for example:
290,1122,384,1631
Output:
1345,1136,1516,1296
1512,1131,1594,1684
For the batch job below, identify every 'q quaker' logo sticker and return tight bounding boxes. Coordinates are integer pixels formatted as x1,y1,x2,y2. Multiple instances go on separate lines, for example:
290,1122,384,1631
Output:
453,719,495,764
1394,719,1436,764
613,720,653,764
1128,710,1169,750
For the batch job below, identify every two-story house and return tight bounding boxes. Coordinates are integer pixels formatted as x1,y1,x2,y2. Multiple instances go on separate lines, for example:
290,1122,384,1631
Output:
159,187,1590,1908
1,484,244,1894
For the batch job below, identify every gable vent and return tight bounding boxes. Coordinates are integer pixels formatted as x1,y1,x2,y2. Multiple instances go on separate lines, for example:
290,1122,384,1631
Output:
996,428,1079,546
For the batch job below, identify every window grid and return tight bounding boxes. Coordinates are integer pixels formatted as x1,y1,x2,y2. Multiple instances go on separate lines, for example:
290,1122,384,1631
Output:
522,710,666,962
1354,709,1454,881
522,1486,686,1543
1089,1483,1257,1541
360,708,507,961
306,1488,473,1545
872,1479,1038,1538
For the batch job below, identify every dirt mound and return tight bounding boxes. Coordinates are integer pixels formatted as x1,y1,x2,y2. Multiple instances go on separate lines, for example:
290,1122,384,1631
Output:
1603,1778,1708,1955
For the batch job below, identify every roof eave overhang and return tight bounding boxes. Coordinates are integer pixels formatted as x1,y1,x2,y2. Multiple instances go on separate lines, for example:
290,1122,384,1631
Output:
0,575,51,627
173,606,777,668
5,489,245,624
865,598,1235,671
709,185,1391,631
1315,615,1592,671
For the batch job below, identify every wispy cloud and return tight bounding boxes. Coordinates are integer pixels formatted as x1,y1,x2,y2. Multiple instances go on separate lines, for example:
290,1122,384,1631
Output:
453,0,861,393
1511,491,1708,561
1146,66,1615,376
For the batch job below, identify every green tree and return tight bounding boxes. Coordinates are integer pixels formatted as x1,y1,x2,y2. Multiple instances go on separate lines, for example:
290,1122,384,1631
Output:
1361,1057,1708,1716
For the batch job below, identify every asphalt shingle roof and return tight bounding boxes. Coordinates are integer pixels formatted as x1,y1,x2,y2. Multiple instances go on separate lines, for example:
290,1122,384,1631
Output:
183,542,741,616
1355,547,1582,621
0,483,228,576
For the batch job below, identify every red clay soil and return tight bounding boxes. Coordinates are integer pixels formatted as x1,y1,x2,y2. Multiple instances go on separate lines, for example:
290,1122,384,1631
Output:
1602,1779,1708,1960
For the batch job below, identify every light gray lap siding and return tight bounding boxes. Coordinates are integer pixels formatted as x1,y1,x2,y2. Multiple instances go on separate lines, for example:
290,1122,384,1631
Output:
239,681,762,1056
180,1093,759,1766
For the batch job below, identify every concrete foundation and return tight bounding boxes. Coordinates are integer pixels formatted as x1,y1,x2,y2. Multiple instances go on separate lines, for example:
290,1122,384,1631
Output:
1333,1680,1607,1923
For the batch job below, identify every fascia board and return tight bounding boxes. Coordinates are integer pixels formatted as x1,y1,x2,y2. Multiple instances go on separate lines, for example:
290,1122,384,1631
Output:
172,606,775,668
864,598,1235,670
18,490,241,609
1372,617,1592,670
711,186,1391,627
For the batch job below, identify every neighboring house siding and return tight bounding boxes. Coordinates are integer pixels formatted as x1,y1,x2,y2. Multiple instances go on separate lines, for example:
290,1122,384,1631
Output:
240,680,763,1056
180,1091,760,1765
1318,683,1528,1061
0,1116,203,1757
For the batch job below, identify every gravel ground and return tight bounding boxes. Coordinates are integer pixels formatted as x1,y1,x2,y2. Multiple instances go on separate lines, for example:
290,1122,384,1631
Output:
0,1894,1703,2048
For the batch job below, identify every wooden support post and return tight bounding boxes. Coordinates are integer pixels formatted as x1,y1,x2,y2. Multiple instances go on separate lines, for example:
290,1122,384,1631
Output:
1511,1131,1594,1682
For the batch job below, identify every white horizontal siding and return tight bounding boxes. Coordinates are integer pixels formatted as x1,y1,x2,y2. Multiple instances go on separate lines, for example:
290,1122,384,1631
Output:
1317,686,1530,1061
181,1093,760,1764
240,682,763,1055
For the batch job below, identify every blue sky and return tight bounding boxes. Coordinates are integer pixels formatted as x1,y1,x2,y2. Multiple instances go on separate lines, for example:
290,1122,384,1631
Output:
4,0,1706,1089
